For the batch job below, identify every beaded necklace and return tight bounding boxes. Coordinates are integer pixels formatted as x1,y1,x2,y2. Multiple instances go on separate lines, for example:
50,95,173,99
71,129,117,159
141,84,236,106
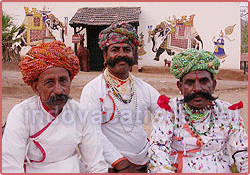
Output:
184,103,214,136
104,69,134,104
184,104,210,121
104,69,138,133
109,88,138,133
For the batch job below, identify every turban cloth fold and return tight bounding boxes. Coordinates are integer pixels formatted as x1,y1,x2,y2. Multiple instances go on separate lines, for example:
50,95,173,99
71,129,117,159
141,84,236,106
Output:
19,41,80,85
170,49,220,79
98,22,139,50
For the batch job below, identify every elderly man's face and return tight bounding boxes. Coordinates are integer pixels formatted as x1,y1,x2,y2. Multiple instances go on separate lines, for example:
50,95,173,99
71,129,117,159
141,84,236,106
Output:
177,70,216,110
104,43,134,79
31,67,71,114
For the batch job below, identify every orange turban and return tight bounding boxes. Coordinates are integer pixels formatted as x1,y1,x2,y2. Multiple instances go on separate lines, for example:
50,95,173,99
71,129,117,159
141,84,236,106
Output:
19,41,80,85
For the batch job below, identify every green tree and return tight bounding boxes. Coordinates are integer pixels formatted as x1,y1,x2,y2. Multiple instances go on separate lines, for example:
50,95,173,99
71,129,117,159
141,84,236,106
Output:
2,12,23,62
240,2,248,53
241,23,248,53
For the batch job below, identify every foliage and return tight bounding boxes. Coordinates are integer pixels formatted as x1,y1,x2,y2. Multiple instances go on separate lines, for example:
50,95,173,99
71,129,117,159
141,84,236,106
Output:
2,11,23,44
2,12,24,62
241,23,248,53
240,2,248,53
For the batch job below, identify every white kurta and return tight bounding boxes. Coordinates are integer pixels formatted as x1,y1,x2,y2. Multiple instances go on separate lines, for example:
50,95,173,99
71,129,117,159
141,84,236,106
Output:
148,97,248,173
2,96,108,173
80,74,160,166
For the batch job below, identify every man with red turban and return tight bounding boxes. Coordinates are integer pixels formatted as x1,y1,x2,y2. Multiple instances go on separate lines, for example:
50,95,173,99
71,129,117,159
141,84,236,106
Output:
2,41,108,173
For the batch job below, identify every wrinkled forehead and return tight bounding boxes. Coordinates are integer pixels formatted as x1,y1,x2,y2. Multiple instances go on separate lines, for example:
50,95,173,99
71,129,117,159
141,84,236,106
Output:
38,67,70,81
182,70,212,80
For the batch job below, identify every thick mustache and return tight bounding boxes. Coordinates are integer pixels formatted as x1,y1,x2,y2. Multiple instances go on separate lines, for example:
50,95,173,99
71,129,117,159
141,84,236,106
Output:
183,91,217,103
47,94,69,104
106,57,134,68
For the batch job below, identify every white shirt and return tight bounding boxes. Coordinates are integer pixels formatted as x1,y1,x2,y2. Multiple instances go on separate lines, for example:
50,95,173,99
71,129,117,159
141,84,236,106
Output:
148,97,248,173
80,74,160,165
2,96,108,173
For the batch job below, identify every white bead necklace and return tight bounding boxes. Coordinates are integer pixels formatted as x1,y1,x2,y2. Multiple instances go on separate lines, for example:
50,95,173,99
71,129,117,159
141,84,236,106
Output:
104,69,138,133
110,88,138,133
107,79,138,133
104,69,134,104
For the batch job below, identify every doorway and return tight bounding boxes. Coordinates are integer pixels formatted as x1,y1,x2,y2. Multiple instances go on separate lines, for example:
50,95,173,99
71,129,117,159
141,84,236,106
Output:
86,25,108,71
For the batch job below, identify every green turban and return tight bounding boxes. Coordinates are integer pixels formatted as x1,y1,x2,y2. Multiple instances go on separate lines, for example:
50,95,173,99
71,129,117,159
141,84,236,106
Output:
170,49,220,79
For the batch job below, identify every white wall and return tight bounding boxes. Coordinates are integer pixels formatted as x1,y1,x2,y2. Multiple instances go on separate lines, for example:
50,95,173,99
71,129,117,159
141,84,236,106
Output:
138,2,241,69
2,2,241,69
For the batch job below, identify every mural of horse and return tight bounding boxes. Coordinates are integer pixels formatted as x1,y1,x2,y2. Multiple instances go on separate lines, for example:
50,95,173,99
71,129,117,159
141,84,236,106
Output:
151,14,203,61
77,34,90,72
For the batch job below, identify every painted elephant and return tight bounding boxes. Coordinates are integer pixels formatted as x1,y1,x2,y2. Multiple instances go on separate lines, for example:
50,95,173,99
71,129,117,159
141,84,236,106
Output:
44,12,66,42
151,14,203,61
15,6,66,46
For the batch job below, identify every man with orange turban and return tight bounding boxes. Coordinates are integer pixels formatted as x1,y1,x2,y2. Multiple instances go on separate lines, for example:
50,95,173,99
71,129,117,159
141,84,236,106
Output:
2,41,108,173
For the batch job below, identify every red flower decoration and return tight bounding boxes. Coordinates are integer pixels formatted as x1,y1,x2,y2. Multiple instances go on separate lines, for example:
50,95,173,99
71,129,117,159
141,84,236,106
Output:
157,95,172,111
228,101,243,110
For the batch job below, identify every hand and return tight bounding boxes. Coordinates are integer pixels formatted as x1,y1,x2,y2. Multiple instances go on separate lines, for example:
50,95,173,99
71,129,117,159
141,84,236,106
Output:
117,166,144,173
114,160,147,173
114,159,130,172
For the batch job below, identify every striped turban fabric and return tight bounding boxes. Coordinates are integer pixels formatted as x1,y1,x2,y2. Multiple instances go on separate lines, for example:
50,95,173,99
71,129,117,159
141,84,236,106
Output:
98,22,139,50
19,41,80,85
170,49,220,79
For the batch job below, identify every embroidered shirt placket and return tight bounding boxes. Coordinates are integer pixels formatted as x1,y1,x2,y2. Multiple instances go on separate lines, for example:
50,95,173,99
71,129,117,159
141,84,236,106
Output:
24,104,58,171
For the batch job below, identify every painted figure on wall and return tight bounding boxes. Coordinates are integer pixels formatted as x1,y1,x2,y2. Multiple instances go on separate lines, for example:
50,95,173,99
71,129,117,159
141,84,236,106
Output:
43,6,66,42
151,14,203,61
147,25,152,43
213,24,236,63
137,32,146,72
15,6,66,47
213,31,227,61
13,6,68,59
151,20,175,61
77,34,90,72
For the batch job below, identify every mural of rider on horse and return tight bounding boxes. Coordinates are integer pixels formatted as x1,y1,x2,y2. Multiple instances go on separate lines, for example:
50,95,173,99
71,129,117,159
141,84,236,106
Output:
151,14,203,62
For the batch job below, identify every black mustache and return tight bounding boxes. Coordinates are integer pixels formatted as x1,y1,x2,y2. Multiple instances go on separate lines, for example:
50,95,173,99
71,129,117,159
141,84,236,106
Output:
106,57,134,68
183,91,217,103
47,94,69,104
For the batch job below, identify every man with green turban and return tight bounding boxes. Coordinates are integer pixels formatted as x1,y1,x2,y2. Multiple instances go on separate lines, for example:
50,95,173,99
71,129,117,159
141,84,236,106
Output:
148,49,248,173
170,48,220,79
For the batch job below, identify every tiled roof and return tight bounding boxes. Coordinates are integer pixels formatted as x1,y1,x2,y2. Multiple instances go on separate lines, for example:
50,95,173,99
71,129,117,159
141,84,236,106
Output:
69,7,141,26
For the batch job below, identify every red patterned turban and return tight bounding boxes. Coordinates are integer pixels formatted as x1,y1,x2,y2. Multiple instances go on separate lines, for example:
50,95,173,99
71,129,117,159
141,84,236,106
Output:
19,41,80,85
98,22,139,50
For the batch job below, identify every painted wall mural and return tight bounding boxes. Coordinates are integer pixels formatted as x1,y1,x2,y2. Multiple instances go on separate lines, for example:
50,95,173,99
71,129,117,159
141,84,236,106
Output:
147,25,152,43
151,14,203,61
138,32,147,57
212,24,236,63
15,6,67,47
138,32,146,72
